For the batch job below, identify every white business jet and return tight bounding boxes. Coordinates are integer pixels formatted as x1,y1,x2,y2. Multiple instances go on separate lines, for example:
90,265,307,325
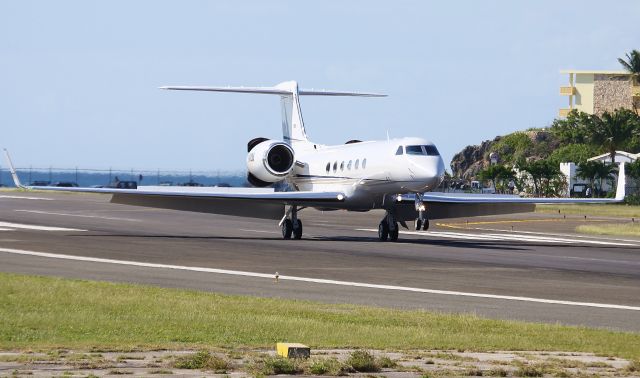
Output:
4,81,626,242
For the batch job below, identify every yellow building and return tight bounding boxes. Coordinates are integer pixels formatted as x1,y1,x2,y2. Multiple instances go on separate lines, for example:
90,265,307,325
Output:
559,70,640,117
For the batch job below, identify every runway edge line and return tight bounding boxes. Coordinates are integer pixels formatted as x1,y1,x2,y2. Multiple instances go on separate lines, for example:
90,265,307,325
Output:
1,247,639,312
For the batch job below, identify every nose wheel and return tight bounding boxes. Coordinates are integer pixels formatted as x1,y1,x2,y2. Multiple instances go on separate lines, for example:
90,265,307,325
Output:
414,193,429,231
415,218,429,231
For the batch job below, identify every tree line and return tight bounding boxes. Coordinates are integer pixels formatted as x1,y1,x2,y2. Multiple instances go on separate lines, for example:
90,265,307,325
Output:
476,50,640,198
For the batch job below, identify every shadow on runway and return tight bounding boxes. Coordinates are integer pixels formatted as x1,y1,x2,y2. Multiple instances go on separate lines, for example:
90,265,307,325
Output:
74,233,530,251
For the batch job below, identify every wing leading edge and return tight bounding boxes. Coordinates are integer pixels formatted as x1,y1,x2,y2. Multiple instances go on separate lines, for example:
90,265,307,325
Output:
395,163,626,220
3,149,345,220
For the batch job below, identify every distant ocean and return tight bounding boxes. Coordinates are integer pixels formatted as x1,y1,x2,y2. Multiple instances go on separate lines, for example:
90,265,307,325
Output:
0,167,248,188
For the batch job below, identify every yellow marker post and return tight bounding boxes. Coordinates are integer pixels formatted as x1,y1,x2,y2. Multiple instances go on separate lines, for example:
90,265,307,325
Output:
276,343,310,359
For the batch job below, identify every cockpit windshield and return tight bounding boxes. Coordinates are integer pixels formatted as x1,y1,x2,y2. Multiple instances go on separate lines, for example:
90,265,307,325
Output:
405,145,440,156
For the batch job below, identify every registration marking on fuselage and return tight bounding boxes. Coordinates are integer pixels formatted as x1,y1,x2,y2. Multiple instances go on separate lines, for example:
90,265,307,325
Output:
0,247,639,312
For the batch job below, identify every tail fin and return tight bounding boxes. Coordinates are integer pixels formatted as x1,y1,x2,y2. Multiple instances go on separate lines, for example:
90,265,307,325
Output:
275,81,308,144
161,81,386,146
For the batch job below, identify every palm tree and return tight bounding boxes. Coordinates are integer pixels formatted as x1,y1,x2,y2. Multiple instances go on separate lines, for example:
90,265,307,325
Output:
593,162,618,197
618,49,640,114
518,159,561,196
578,161,617,197
588,108,640,164
576,161,599,196
478,165,515,193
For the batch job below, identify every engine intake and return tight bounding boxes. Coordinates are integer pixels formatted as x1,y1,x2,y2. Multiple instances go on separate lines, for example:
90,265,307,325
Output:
246,139,295,186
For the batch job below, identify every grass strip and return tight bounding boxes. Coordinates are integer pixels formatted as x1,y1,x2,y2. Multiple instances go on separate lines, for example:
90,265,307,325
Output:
576,223,640,236
536,203,640,218
1,273,639,358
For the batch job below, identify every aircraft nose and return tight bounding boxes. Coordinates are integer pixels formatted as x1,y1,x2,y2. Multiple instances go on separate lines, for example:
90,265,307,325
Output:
407,156,445,190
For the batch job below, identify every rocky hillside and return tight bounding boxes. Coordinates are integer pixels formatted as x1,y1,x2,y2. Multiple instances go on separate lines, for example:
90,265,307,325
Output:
450,130,561,179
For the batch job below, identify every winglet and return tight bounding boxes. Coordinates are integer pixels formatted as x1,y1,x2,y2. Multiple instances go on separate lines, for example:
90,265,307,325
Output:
615,162,626,201
3,149,25,189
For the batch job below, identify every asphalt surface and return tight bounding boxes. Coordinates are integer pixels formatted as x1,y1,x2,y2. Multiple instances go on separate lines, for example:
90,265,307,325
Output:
1,191,639,332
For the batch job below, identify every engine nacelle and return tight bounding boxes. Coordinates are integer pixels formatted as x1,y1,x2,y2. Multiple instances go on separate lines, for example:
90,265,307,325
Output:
246,139,295,185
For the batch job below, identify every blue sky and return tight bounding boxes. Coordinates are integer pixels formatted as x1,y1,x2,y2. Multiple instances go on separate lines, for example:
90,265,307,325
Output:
2,1,639,172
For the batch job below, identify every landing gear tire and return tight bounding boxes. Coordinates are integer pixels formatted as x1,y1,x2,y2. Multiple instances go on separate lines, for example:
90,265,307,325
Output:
422,219,429,231
415,219,422,231
378,221,389,242
282,219,293,239
389,223,399,241
292,219,303,240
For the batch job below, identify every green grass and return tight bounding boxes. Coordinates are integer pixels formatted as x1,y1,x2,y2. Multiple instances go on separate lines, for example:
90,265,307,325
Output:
576,222,640,237
1,273,639,359
536,203,640,218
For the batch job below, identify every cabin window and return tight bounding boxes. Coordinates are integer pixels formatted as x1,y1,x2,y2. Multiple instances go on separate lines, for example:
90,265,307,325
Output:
347,160,352,170
326,162,330,173
395,146,404,155
362,158,367,169
355,159,360,169
340,161,344,171
333,162,338,173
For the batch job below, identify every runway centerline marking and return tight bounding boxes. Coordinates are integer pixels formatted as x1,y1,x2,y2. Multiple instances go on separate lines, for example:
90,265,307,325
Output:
1,247,639,312
0,222,85,232
15,210,141,222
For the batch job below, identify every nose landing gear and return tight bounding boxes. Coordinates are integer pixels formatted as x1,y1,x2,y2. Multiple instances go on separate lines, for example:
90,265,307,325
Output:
414,193,429,231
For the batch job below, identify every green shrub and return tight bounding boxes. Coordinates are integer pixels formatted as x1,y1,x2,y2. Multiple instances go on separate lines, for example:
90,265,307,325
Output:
261,356,302,375
377,355,397,368
486,368,508,377
173,350,228,372
346,350,380,372
515,365,544,377
309,357,349,375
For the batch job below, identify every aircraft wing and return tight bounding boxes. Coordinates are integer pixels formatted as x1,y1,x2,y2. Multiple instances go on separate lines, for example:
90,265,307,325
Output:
3,149,345,220
394,163,626,220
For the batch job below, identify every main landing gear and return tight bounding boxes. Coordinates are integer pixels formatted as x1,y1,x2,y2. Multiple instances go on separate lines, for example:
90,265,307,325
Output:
414,193,429,231
281,205,303,240
378,211,399,242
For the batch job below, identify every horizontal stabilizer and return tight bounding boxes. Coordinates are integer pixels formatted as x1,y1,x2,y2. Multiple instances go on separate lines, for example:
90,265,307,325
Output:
160,83,386,97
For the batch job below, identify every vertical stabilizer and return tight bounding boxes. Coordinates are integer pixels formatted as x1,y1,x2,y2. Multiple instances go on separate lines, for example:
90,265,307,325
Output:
275,81,310,145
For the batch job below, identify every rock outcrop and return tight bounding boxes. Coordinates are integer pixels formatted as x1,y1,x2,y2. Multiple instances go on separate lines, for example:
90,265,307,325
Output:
450,130,557,179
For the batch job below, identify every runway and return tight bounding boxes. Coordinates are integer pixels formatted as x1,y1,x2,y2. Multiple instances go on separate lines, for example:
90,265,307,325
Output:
1,191,639,332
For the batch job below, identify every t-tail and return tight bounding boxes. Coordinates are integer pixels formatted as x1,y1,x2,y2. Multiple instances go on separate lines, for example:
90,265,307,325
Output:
160,81,386,147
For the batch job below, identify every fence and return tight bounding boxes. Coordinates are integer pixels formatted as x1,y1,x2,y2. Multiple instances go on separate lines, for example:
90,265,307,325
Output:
0,166,247,188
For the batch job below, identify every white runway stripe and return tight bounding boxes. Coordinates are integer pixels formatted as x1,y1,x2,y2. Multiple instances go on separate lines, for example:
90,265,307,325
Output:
356,229,638,246
0,222,85,232
0,247,638,312
15,210,141,222
0,195,53,200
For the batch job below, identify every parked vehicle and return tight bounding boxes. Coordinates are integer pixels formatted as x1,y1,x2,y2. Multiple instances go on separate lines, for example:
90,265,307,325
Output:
50,182,78,187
